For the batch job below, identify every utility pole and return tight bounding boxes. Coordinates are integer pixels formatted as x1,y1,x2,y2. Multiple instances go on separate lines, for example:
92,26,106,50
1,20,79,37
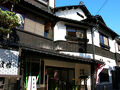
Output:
91,24,98,90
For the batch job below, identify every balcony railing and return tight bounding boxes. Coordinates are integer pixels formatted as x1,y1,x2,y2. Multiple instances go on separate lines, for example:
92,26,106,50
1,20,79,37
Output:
54,40,87,52
15,29,54,50
0,29,87,53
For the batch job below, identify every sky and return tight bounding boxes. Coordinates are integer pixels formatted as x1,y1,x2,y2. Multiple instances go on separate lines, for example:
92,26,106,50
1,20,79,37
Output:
55,0,120,35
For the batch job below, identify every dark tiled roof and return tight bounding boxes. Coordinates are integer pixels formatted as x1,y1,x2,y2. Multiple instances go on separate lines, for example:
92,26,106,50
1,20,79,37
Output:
82,16,118,38
22,45,103,64
23,0,53,14
20,0,94,28
98,21,118,37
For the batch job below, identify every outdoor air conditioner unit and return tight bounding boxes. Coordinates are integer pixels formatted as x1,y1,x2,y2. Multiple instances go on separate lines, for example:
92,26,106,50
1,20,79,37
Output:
76,32,84,38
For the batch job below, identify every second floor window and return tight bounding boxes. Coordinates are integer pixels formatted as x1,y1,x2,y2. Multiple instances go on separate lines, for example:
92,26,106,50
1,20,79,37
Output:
67,27,85,38
100,33,109,47
44,22,53,39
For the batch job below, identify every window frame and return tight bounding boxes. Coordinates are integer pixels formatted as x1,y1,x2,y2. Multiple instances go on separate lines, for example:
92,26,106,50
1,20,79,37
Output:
44,22,53,40
99,33,110,50
66,26,86,41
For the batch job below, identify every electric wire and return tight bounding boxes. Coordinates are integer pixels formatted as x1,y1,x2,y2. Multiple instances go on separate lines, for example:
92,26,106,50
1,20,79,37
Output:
96,0,109,14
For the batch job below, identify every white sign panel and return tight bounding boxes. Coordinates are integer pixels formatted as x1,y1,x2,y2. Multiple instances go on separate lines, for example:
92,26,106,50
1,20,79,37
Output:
0,49,19,75
27,76,37,90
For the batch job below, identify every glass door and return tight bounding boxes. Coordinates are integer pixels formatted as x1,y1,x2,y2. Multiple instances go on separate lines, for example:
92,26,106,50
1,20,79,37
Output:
46,67,75,90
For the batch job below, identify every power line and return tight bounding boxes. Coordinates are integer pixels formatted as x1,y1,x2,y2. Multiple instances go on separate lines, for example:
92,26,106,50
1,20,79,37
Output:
96,0,109,14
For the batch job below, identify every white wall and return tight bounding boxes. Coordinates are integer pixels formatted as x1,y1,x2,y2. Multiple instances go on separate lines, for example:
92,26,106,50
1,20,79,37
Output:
54,22,66,41
109,38,116,53
55,8,87,21
87,29,100,47
87,29,92,44
87,29,116,53
49,0,55,8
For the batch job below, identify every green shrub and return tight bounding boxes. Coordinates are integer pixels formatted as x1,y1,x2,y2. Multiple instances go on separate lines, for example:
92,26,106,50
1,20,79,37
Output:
0,8,20,33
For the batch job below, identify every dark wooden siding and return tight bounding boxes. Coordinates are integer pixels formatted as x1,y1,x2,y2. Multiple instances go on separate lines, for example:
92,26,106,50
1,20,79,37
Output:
54,41,86,52
87,44,116,60
0,29,118,61
16,29,53,50
115,53,120,62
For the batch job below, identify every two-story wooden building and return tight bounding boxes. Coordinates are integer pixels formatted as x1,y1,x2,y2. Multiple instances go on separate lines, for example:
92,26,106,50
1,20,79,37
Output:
0,0,119,90
53,4,119,90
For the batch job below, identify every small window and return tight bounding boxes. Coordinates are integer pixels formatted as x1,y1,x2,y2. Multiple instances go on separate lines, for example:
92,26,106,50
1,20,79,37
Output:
99,69,109,83
67,27,85,39
44,22,53,39
44,30,49,37
100,33,109,49
67,28,76,37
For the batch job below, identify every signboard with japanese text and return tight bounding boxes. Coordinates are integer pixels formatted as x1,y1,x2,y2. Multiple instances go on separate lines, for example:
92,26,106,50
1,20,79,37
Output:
0,49,19,75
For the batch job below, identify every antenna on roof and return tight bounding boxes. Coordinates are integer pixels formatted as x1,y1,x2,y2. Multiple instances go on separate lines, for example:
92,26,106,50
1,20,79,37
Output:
79,1,84,5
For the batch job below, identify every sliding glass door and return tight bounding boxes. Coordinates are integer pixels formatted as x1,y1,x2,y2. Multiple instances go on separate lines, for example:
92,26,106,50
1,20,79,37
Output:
46,67,75,90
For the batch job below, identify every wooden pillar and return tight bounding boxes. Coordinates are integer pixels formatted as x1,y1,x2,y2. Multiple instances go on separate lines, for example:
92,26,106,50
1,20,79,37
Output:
19,48,24,90
91,64,95,90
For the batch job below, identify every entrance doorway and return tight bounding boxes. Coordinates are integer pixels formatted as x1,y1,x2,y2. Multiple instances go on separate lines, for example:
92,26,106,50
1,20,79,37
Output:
45,67,75,90
24,59,44,89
